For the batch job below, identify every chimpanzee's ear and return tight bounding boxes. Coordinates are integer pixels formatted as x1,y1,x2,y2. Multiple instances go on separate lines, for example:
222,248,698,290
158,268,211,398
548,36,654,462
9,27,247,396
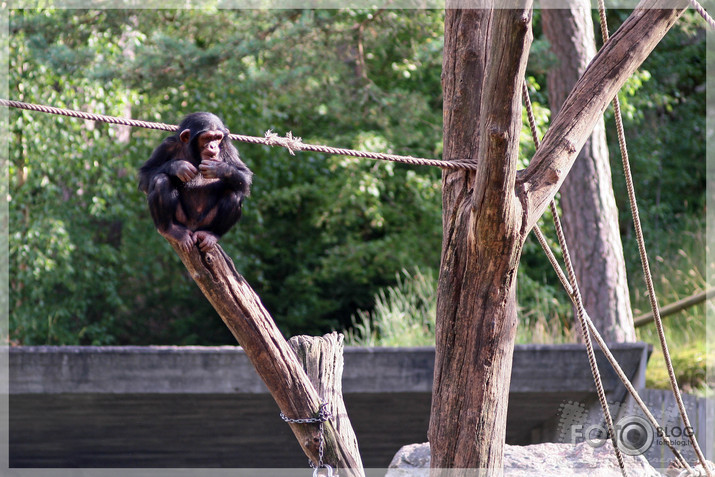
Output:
179,129,191,143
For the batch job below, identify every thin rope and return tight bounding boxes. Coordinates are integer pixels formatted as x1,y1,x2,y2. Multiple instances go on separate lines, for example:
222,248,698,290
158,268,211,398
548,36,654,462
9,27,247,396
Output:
0,98,479,171
522,82,627,476
596,4,711,473
689,0,715,29
526,70,693,470
532,225,692,470
552,201,628,474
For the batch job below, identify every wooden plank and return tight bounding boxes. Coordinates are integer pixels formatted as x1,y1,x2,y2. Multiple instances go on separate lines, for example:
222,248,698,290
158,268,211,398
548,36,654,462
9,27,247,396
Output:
8,343,653,468
9,393,430,468
9,391,605,468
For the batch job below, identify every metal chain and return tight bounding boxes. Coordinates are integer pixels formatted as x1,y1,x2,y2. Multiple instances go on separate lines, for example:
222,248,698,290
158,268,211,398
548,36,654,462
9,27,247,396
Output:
280,402,334,476
0,98,478,172
596,4,711,474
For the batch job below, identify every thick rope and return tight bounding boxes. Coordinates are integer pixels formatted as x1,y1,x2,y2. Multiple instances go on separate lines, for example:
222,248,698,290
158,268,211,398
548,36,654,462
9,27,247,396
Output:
1,99,178,132
522,82,627,476
596,4,711,473
0,98,479,171
689,0,715,29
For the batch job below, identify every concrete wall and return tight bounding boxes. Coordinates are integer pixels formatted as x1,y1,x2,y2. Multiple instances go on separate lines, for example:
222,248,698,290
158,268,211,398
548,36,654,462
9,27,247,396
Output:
9,343,650,468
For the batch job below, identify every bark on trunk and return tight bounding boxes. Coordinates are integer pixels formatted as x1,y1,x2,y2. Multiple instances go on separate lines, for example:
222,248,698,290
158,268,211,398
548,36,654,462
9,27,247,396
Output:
542,1,636,343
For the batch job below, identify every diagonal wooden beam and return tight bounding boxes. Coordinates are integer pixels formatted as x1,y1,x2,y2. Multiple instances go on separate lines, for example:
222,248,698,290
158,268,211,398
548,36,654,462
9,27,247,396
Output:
519,0,686,232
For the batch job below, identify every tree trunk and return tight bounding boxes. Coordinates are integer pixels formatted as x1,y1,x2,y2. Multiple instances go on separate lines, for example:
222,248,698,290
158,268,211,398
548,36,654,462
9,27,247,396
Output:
429,5,533,474
542,1,636,343
431,1,683,473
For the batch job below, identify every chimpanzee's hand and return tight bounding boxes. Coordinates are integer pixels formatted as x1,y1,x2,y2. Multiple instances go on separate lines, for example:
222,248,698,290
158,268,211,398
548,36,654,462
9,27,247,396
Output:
175,161,198,182
199,158,225,179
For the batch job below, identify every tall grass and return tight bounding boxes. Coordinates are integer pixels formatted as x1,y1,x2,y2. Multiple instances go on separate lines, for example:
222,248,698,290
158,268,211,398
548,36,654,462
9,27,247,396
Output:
343,267,575,346
344,268,436,347
629,217,712,394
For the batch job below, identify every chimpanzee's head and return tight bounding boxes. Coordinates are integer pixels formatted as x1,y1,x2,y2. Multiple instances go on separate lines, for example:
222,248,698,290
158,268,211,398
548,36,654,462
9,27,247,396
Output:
178,112,230,162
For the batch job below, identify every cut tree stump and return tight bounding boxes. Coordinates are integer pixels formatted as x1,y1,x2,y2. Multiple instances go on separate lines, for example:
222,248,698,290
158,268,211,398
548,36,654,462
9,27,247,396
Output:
289,332,364,472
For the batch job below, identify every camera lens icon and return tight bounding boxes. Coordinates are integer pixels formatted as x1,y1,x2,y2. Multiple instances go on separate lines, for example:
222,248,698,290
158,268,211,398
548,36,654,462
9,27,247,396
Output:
616,416,654,456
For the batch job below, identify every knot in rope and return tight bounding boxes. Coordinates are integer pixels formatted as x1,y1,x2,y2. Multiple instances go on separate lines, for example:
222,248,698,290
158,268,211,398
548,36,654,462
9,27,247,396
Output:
264,130,304,156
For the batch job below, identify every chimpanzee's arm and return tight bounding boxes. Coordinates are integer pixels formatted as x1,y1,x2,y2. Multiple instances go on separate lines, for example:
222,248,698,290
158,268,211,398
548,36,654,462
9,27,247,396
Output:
162,159,197,183
139,138,197,192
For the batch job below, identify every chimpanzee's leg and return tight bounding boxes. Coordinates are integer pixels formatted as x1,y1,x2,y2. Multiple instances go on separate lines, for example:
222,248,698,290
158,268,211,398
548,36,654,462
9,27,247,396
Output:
147,174,195,252
194,191,243,252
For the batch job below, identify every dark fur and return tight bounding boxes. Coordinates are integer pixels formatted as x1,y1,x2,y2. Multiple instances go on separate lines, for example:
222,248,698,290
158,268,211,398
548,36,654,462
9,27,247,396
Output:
139,112,253,251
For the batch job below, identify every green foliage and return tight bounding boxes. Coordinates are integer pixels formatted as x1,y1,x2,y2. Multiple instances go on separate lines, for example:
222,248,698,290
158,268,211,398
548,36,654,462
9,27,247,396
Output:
607,11,707,268
520,9,708,353
9,9,445,344
8,8,707,353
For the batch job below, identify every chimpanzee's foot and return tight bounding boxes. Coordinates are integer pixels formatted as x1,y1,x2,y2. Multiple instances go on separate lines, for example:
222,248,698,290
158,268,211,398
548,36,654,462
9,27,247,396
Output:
193,231,219,252
159,225,195,253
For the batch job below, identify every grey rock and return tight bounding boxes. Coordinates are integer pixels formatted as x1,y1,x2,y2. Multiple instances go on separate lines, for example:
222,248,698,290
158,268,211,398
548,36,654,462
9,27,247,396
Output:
386,441,663,477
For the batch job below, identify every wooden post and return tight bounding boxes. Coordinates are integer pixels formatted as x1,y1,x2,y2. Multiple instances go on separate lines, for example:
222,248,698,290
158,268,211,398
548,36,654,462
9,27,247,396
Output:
169,243,364,476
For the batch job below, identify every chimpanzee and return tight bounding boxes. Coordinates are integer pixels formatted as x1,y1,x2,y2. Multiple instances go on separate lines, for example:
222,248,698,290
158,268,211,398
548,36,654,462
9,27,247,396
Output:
138,112,253,252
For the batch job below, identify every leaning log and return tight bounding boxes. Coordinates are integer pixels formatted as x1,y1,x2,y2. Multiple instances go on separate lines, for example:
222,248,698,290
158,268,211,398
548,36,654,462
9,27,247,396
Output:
170,243,364,476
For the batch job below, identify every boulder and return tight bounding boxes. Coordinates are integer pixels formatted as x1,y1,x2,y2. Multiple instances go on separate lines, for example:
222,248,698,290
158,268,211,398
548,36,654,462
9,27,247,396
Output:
386,441,662,477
